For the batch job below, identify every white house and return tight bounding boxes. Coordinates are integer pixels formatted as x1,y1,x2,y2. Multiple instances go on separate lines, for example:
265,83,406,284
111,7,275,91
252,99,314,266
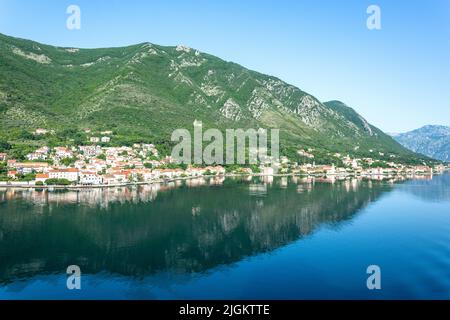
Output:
159,169,176,179
204,166,225,175
142,144,159,157
88,159,107,172
54,147,73,159
90,137,100,143
74,160,87,169
297,150,315,159
323,165,336,175
141,170,154,181
79,146,102,157
26,146,50,161
112,172,127,183
34,128,48,135
36,146,50,154
79,171,103,185
13,162,49,174
130,160,144,169
129,169,153,182
101,136,111,143
370,167,385,175
48,168,79,182
103,174,117,185
262,166,274,176
26,152,47,161
186,167,205,177
151,169,161,180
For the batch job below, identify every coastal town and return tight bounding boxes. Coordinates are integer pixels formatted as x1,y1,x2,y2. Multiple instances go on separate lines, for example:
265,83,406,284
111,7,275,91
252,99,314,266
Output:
0,129,448,188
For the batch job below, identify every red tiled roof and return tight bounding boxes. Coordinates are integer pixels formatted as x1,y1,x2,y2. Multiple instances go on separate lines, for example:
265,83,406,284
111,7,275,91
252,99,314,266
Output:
80,171,97,175
49,168,79,173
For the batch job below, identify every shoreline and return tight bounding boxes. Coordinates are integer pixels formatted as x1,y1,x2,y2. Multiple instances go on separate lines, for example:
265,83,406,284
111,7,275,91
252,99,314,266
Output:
0,171,447,190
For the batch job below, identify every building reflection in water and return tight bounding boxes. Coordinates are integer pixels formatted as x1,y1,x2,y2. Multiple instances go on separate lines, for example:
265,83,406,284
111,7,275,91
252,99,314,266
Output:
0,175,427,209
249,184,268,197
0,177,229,209
0,174,444,283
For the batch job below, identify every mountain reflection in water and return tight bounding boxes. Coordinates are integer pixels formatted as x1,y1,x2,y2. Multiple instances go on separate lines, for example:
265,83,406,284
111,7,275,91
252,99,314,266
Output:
0,175,409,284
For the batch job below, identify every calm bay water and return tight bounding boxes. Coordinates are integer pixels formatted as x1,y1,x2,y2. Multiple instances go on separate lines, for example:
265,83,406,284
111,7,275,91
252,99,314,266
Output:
0,174,450,300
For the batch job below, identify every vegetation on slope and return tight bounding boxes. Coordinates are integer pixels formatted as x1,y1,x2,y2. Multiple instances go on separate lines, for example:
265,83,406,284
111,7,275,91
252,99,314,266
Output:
0,33,430,164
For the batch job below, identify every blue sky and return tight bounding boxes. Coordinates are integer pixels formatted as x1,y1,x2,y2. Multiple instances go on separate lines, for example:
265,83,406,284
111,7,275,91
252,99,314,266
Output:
0,0,449,132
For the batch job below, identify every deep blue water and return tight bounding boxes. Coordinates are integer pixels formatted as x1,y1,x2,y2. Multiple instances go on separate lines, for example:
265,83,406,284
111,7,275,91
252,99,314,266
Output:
1,174,449,299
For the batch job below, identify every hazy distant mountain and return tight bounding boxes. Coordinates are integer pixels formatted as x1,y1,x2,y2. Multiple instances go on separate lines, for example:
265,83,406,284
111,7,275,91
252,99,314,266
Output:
394,125,450,162
0,33,423,163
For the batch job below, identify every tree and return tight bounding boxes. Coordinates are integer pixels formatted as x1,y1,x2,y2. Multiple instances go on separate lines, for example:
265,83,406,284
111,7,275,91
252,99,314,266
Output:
0,162,6,174
7,145,35,161
147,154,159,161
17,173,36,182
157,163,187,170
225,164,242,173
18,130,34,140
144,162,153,169
45,178,71,186
0,140,11,152
61,157,77,167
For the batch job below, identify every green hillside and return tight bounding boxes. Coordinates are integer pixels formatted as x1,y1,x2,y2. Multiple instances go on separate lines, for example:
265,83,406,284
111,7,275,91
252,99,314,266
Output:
0,33,427,164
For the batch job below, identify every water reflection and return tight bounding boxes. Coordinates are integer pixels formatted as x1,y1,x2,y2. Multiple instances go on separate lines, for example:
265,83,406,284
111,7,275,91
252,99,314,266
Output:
398,173,450,202
0,175,446,285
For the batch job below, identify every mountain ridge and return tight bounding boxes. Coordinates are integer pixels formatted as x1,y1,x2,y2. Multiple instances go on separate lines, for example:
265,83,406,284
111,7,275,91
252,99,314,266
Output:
394,125,450,162
0,32,428,164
